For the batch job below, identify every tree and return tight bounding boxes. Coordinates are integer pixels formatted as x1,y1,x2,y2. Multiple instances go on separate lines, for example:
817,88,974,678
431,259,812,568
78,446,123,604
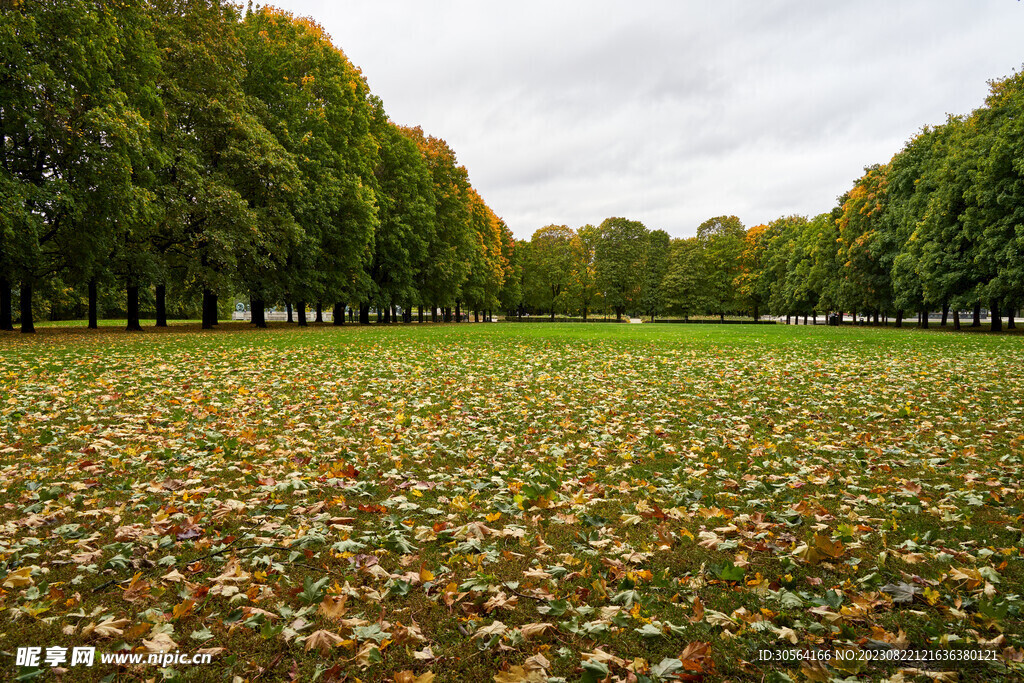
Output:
401,126,474,319
836,165,894,320
0,1,160,332
662,237,707,319
498,235,524,318
462,188,506,319
967,69,1024,330
913,116,982,326
640,229,670,321
696,215,745,320
595,217,648,320
523,225,574,320
361,114,433,321
565,224,601,319
734,223,772,320
240,7,380,327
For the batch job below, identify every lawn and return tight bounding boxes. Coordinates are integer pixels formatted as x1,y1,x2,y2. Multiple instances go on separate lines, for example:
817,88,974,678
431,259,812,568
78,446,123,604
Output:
1,322,1022,682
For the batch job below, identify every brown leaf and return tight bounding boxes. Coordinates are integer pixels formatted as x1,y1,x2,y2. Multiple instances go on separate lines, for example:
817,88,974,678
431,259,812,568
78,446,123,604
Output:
304,629,344,654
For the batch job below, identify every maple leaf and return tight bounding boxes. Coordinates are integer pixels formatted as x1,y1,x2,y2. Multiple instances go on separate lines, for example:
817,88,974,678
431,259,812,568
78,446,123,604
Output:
2,567,34,589
85,618,131,639
473,620,507,638
303,629,344,654
142,632,178,653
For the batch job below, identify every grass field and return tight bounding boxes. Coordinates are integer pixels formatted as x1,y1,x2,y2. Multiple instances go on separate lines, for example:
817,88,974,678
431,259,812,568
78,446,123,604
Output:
1,322,1022,682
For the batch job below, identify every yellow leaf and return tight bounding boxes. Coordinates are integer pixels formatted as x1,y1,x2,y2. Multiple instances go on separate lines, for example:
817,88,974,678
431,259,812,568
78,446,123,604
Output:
3,567,34,589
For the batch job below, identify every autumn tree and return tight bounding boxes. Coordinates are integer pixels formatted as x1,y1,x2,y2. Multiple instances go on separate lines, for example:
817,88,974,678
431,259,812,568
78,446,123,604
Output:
401,126,474,322
565,224,601,320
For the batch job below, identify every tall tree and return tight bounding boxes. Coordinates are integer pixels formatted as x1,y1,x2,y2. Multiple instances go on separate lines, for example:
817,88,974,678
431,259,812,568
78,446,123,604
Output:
523,225,574,320
595,217,648,320
696,215,745,320
401,126,474,317
662,237,707,319
640,229,670,321
565,224,601,320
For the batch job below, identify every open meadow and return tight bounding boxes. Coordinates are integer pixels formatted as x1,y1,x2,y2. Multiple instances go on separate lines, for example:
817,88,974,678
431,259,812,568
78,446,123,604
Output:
1,323,1022,682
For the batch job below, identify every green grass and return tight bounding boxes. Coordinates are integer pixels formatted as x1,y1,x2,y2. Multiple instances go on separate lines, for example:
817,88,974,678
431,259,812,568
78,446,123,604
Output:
1,322,1022,682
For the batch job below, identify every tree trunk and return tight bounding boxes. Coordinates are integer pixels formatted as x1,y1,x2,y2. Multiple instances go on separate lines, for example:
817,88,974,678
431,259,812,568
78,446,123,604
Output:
455,302,461,322
785,314,791,325
88,279,98,329
873,311,879,325
315,302,323,323
126,285,143,331
202,290,217,329
720,311,725,322
803,314,808,325
895,309,903,328
297,301,307,326
991,299,1002,332
812,312,817,325
333,302,344,326
941,303,949,327
359,303,370,325
20,280,34,333
921,310,929,329
474,309,479,323
286,302,293,323
0,278,12,331
155,284,167,327
550,308,555,322
251,298,267,328
418,305,424,323
248,299,264,327
753,304,759,322
1008,307,1016,329
953,310,961,330
972,302,981,327
615,308,622,321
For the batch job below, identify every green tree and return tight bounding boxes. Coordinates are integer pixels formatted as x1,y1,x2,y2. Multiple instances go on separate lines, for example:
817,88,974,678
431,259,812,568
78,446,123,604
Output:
595,217,648,320
523,225,574,320
640,229,670,321
661,237,707,319
401,126,474,321
696,215,745,320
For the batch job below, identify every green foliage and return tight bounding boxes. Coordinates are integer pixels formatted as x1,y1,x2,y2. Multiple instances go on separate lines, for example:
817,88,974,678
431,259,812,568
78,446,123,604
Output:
522,225,575,318
595,217,649,319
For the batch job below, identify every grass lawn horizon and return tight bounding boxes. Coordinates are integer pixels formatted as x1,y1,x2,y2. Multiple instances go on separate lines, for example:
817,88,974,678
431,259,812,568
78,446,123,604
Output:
1,323,1022,681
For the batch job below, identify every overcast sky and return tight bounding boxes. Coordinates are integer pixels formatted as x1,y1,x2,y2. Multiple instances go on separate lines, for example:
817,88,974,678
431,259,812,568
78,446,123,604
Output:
257,1,1024,238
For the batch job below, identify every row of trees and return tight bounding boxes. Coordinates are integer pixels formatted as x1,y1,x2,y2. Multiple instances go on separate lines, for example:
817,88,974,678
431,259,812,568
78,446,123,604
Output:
739,67,1023,331
513,68,1024,330
514,216,748,321
3,1,1020,333
1,1,514,333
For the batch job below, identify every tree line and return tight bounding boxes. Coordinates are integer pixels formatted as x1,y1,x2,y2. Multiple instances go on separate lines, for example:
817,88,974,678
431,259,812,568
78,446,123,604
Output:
1,1,515,333
3,2,1022,333
512,67,1024,330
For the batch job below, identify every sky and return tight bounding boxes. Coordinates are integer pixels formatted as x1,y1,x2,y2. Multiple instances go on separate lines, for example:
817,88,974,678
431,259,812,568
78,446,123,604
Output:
254,1,1024,239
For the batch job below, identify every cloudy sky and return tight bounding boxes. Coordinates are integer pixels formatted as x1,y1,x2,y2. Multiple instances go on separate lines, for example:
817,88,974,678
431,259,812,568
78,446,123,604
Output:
258,1,1023,238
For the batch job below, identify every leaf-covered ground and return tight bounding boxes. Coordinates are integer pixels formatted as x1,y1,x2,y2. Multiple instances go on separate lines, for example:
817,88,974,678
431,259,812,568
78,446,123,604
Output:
1,322,1022,682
